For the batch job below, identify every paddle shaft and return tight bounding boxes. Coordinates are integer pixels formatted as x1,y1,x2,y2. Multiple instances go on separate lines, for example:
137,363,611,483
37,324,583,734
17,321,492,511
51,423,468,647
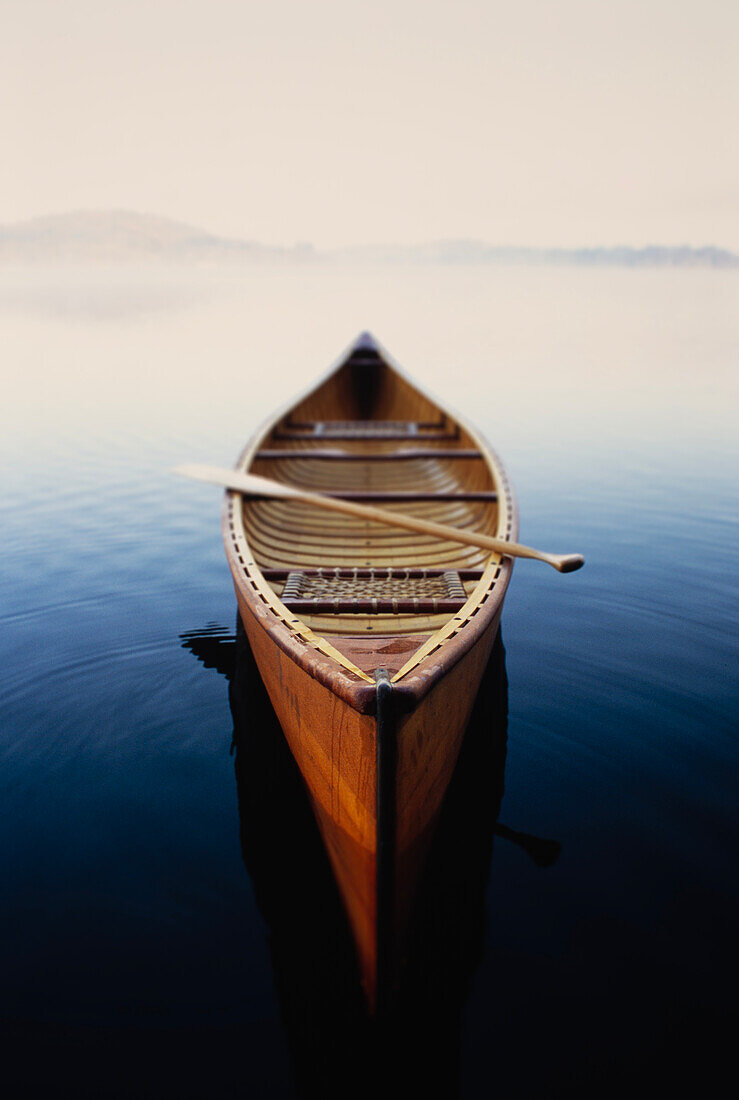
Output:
175,464,584,573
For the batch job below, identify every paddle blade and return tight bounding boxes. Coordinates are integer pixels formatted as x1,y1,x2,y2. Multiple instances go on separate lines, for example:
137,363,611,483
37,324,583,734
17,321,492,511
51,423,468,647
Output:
172,463,231,486
172,464,298,499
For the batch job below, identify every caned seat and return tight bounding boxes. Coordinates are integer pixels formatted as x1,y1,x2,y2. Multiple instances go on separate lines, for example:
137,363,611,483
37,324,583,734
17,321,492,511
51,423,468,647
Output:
279,567,469,614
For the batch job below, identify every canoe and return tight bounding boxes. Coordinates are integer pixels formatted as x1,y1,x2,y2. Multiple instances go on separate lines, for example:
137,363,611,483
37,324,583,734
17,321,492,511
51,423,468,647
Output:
222,332,517,1007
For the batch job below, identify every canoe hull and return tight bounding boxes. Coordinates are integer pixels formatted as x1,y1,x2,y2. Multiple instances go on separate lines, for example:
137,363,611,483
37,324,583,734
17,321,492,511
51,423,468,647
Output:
234,580,503,1006
224,334,517,1007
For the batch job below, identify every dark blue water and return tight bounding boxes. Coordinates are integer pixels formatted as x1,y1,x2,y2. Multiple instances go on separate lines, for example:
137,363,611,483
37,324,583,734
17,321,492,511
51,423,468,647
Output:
1,266,736,1097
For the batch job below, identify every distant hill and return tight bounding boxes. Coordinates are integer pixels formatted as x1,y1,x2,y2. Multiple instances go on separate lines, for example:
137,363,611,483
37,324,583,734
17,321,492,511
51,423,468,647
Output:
0,210,735,268
0,210,310,264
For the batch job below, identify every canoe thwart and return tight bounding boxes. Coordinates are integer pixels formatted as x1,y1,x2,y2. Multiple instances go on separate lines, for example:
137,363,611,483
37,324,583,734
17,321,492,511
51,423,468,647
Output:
254,448,483,461
285,417,447,433
291,490,497,502
261,567,487,581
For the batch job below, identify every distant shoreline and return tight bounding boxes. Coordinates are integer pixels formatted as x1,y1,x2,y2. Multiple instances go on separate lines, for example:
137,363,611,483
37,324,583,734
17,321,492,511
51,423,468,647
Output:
1,210,736,269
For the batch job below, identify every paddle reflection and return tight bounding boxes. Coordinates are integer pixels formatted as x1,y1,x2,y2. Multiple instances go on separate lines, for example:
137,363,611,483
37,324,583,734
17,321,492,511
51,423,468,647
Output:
180,620,559,1098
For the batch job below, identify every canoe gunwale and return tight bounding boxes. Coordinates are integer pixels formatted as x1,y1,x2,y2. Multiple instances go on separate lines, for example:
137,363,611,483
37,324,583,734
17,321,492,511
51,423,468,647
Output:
221,338,518,714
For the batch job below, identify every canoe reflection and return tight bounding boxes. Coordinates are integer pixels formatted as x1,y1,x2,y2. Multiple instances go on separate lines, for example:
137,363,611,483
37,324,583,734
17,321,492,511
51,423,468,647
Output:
180,620,559,1098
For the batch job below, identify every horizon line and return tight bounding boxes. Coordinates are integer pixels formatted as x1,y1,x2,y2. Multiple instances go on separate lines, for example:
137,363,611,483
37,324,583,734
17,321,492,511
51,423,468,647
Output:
0,207,737,257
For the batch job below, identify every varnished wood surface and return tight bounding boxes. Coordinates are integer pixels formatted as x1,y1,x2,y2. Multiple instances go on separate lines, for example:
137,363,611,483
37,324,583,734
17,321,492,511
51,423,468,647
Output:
229,621,510,1095
185,463,573,571
236,586,380,998
221,334,518,1007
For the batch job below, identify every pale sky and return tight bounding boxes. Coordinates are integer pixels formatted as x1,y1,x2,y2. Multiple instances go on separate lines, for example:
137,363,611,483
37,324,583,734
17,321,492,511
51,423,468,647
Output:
2,0,738,247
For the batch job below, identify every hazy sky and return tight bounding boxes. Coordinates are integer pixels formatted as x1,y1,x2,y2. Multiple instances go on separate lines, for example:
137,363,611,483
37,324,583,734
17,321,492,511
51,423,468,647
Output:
3,0,737,247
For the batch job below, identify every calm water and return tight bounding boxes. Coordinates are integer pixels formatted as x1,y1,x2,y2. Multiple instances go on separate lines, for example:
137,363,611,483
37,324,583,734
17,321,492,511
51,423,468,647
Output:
1,265,737,1098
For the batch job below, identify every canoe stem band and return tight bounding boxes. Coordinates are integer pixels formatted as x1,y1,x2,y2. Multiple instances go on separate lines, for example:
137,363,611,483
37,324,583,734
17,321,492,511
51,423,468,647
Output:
375,668,396,1012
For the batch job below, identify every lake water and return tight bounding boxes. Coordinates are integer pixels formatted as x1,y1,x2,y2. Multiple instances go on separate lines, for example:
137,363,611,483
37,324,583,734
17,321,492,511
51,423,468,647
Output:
1,264,737,1098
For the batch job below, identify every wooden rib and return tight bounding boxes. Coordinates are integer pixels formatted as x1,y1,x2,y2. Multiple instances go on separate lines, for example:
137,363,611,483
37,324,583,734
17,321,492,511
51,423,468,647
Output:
250,461,493,498
246,526,491,570
254,450,488,476
243,498,497,582
246,514,496,551
246,501,497,541
244,495,498,531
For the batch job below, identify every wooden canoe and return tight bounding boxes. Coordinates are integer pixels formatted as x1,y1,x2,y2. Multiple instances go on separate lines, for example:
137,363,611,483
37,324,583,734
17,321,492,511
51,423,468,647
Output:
222,332,517,1007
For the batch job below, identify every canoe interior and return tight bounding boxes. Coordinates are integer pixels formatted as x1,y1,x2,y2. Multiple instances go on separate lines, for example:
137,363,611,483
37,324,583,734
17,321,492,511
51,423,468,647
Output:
224,335,517,1006
237,338,511,680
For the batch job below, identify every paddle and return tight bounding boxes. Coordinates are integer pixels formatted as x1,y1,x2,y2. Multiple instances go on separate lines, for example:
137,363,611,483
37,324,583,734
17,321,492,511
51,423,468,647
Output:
173,464,585,573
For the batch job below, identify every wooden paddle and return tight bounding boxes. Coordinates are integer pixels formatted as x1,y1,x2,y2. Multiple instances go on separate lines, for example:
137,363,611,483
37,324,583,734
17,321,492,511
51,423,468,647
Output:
174,464,585,573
